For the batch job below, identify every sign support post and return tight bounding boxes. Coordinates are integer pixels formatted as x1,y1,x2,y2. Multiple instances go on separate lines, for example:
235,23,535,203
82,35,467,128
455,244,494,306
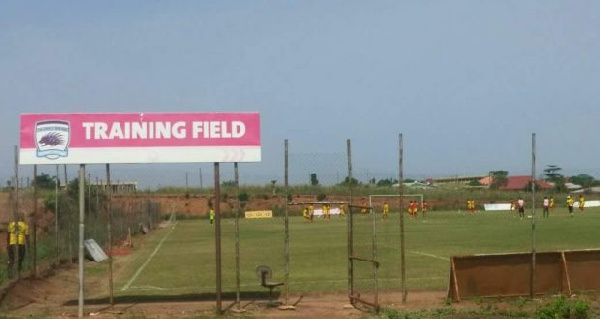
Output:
78,164,86,318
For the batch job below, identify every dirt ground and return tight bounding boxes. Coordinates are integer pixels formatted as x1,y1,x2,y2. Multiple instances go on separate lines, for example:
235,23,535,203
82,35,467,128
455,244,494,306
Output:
0,266,457,319
1,253,599,319
0,244,465,319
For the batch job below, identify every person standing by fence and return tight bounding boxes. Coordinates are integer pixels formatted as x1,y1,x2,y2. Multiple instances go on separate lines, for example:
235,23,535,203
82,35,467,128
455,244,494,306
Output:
517,197,525,220
542,196,550,218
567,195,574,217
382,202,389,220
209,206,215,225
7,213,29,277
578,194,585,213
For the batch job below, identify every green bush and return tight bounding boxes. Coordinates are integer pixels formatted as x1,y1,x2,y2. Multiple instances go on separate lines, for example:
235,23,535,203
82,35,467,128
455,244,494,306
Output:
536,296,589,319
573,299,589,319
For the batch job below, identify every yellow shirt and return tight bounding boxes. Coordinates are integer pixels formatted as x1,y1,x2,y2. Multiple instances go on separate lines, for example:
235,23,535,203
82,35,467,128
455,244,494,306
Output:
567,198,574,206
8,221,29,245
383,203,389,214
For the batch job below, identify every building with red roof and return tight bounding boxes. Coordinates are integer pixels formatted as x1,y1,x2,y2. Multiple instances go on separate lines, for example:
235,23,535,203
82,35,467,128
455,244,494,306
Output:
499,175,553,191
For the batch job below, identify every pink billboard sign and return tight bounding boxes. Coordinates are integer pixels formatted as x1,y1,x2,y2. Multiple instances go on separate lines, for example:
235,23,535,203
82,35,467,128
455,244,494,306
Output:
20,112,261,164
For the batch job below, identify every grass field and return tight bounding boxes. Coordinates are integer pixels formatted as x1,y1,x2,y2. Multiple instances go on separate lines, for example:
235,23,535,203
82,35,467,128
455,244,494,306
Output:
112,207,600,299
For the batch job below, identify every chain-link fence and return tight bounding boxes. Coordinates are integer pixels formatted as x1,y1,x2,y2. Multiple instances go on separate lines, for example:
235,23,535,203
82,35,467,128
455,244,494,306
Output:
0,164,162,286
5,135,598,315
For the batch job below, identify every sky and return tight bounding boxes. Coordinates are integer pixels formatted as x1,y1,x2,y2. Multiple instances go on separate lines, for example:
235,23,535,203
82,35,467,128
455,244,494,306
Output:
1,1,599,188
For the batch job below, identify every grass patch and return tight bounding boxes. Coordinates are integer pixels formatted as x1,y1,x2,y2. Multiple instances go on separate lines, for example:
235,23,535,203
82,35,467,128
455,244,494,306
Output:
113,208,600,297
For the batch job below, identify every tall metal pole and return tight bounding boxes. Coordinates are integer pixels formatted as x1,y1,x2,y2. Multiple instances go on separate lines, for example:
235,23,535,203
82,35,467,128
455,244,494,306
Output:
283,140,290,306
32,165,38,277
106,164,114,305
530,133,537,298
13,145,20,280
214,162,222,315
399,133,407,302
78,164,86,318
347,139,354,299
55,165,60,265
234,162,242,311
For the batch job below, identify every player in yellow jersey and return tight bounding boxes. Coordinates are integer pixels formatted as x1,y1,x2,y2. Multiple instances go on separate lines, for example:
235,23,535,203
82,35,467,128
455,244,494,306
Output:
566,196,574,216
382,202,389,220
7,214,29,275
339,203,346,217
209,207,215,225
467,200,475,214
308,204,315,222
302,207,310,222
361,200,368,216
578,194,585,212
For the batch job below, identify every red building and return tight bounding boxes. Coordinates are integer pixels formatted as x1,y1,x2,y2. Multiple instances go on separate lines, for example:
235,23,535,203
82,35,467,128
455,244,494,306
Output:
499,175,553,191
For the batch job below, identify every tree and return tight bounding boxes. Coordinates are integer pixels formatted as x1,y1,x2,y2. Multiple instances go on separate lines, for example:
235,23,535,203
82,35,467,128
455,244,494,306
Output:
376,178,398,187
221,180,236,187
570,174,596,188
489,171,508,189
310,173,319,186
469,179,482,187
543,165,564,182
543,165,566,191
339,176,360,187
35,173,57,189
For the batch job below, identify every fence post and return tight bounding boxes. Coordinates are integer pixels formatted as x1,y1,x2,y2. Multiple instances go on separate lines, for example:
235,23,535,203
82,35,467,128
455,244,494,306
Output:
13,145,20,280
398,133,407,302
106,164,114,305
214,162,222,315
32,164,38,277
347,139,354,300
78,164,86,318
55,165,60,266
530,133,537,298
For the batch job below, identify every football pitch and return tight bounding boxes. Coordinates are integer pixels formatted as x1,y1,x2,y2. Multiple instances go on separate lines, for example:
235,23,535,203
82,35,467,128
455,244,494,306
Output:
113,207,600,298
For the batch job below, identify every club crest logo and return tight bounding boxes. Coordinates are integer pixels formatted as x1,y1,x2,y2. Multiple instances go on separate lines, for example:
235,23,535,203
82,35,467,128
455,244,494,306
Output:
35,120,70,160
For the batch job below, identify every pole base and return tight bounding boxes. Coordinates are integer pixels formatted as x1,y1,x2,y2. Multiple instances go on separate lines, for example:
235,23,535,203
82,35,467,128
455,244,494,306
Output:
229,308,246,314
278,305,296,310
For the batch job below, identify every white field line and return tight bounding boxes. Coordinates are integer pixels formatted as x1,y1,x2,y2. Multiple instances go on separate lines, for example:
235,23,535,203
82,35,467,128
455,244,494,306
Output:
121,222,178,292
408,250,449,261
379,244,449,261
